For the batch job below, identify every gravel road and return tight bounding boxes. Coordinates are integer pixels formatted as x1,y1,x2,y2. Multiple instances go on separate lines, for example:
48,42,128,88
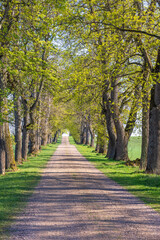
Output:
9,136,160,240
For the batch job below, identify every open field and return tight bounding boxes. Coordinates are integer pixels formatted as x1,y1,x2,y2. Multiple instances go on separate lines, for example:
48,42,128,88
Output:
128,136,141,160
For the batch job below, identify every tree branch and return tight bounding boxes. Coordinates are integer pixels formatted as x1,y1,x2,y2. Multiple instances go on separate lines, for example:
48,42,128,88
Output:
103,23,160,40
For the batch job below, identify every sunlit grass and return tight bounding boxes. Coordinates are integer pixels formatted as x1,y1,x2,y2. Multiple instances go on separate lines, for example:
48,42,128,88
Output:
128,136,141,160
69,136,160,213
0,138,61,239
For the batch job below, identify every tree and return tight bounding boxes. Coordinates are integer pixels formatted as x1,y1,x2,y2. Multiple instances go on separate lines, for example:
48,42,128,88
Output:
0,0,20,173
58,0,160,169
0,0,65,173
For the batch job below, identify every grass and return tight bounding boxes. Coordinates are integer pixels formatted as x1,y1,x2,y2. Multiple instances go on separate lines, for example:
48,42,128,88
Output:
0,138,61,239
128,136,141,160
69,136,160,213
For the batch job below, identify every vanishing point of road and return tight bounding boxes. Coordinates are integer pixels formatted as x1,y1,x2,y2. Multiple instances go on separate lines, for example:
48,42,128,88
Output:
9,136,160,240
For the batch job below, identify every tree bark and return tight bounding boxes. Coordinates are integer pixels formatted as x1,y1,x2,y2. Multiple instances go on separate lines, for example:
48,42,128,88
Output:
36,119,41,150
22,99,29,161
0,72,6,174
41,125,48,146
95,134,100,152
34,110,41,152
103,91,116,159
0,62,16,172
29,128,36,153
53,131,59,143
146,83,160,174
110,78,129,161
81,125,87,145
85,123,90,145
41,95,50,146
5,122,17,170
80,116,86,144
89,128,95,147
95,115,108,154
0,2,20,173
0,125,6,174
140,71,150,170
47,134,52,144
146,47,160,174
14,95,22,163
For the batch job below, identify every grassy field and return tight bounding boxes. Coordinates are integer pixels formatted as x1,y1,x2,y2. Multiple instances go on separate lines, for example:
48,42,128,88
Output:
69,136,160,213
0,139,61,239
128,136,141,160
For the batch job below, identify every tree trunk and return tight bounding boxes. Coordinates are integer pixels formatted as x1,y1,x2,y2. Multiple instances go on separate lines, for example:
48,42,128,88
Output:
0,68,16,172
80,120,84,144
110,78,129,161
113,117,129,161
90,136,95,147
112,79,140,161
98,136,107,154
98,145,104,153
41,95,50,146
34,114,41,152
140,82,150,169
36,122,41,150
103,90,116,159
0,72,6,174
53,131,58,143
146,83,160,174
35,127,40,151
113,118,129,161
82,132,86,144
14,95,22,163
41,126,48,145
105,109,116,159
103,142,108,155
82,127,86,145
85,114,90,145
80,117,86,144
115,134,129,161
141,105,149,170
5,122,17,170
85,127,90,145
22,100,29,161
29,109,37,154
29,128,36,153
41,113,48,145
90,129,95,147
47,134,52,144
0,125,6,174
95,134,100,152
146,47,160,174
95,124,107,154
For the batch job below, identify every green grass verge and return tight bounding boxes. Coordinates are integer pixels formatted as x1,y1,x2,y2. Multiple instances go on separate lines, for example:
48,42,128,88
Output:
0,138,61,239
69,136,160,213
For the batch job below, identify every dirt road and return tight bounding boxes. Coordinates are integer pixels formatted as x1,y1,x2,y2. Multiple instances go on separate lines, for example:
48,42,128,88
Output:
9,136,160,239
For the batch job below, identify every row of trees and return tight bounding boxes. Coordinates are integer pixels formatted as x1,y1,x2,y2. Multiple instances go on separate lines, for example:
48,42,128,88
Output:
0,0,160,175
58,0,160,174
0,0,64,174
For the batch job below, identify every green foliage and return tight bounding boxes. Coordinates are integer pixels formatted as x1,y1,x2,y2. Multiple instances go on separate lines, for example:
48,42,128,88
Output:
54,0,160,148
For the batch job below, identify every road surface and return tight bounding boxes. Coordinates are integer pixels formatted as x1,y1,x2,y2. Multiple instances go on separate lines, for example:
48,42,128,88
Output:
9,136,160,239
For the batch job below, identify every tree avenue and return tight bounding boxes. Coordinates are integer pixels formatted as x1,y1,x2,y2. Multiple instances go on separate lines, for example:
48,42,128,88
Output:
0,0,160,174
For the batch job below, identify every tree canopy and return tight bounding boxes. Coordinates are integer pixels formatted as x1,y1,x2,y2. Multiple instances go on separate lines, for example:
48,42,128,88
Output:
0,0,160,174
